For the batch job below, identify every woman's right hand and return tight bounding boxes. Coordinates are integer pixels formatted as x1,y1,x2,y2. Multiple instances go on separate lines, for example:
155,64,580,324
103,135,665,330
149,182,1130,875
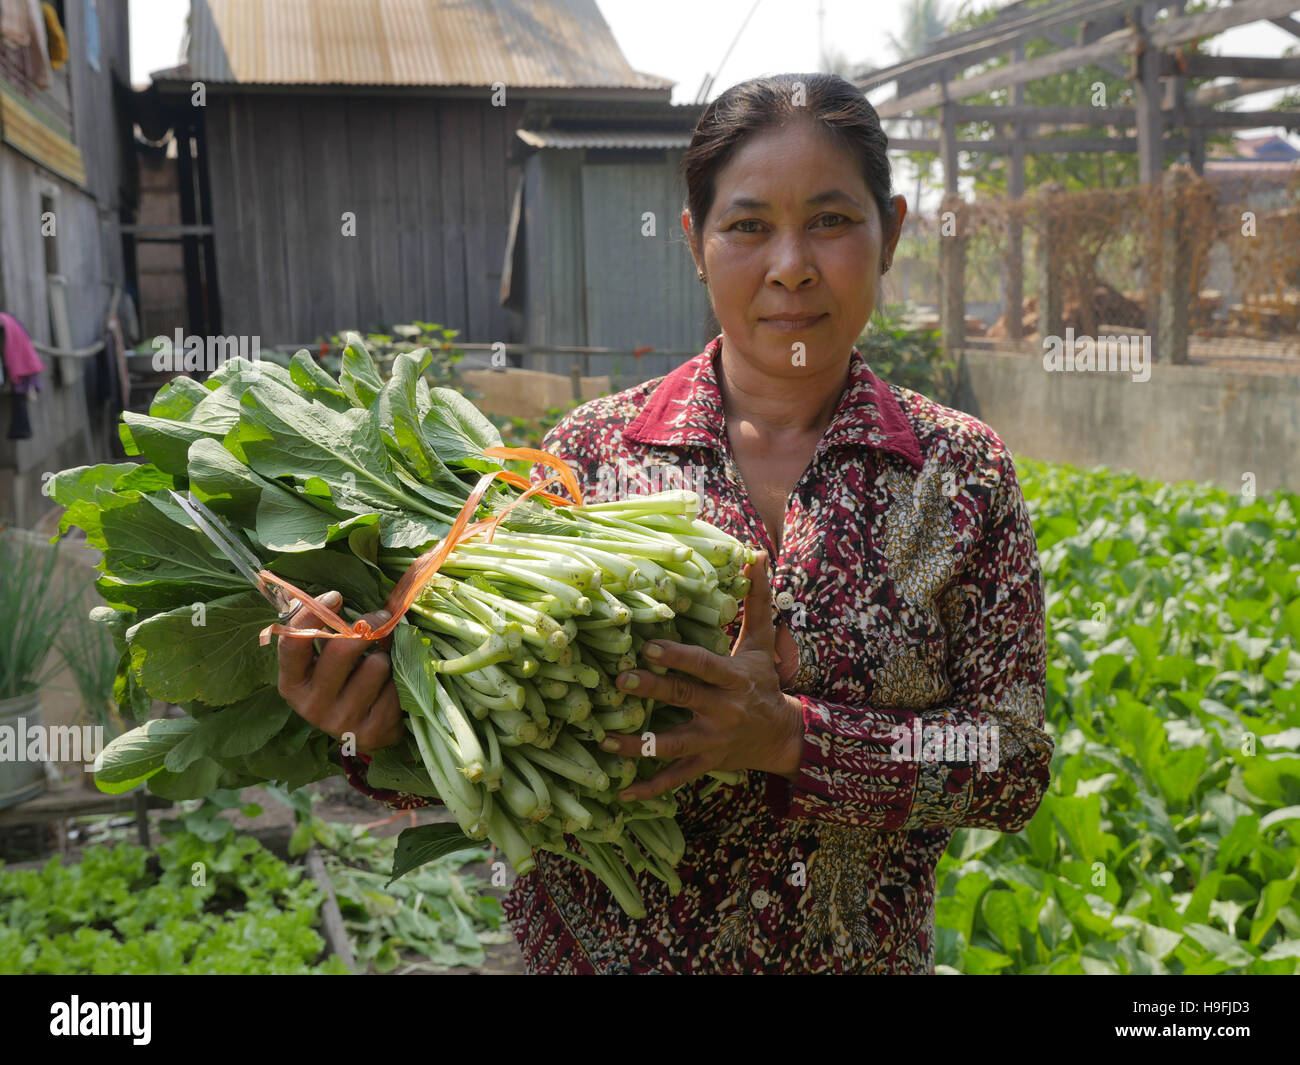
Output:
276,590,405,755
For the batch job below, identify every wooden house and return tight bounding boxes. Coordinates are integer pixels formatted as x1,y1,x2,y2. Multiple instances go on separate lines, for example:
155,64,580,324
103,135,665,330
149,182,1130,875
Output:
144,0,713,380
0,0,133,527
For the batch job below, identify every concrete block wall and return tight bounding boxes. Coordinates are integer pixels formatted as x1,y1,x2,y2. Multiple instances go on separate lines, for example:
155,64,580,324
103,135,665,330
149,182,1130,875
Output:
952,348,1298,494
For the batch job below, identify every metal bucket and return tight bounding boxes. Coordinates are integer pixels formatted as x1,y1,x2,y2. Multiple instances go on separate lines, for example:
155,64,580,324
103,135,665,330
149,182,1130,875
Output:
0,691,47,809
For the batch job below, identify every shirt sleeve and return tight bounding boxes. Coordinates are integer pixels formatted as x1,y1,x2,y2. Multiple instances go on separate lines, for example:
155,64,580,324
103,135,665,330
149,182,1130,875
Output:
763,451,1053,833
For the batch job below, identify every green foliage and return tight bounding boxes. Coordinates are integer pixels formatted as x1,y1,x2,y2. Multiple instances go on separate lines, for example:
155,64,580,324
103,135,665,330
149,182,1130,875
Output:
318,321,466,391
276,788,511,973
0,829,347,975
936,460,1300,974
55,599,126,736
487,402,581,452
0,532,82,699
49,340,520,803
857,306,957,404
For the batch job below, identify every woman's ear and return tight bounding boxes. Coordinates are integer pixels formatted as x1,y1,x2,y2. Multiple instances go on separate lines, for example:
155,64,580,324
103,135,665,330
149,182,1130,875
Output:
682,207,701,272
887,195,908,256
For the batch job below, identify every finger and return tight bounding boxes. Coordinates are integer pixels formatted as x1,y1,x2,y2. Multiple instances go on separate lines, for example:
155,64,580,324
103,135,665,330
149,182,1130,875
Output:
333,649,392,734
618,755,711,802
277,590,341,695
615,665,706,713
317,646,390,741
311,607,392,695
354,680,404,753
636,639,733,688
601,721,698,761
734,550,776,654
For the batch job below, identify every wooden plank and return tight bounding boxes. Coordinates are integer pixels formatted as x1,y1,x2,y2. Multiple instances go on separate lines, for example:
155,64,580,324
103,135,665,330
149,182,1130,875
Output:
1005,42,1026,341
859,0,1138,92
298,96,350,340
439,101,469,342
417,100,446,331
497,100,526,340
213,99,260,340
1039,22,1128,81
273,96,309,345
1187,108,1300,129
1162,54,1300,79
484,99,513,342
393,99,428,327
249,100,291,344
119,224,215,236
890,135,1188,153
344,96,379,333
521,152,547,357
0,88,87,186
1271,15,1300,38
306,846,360,975
877,0,1300,119
557,152,586,359
953,104,1136,126
1135,2,1164,188
462,100,490,342
0,781,172,827
1148,0,1300,47
941,103,959,195
375,102,403,330
877,29,1134,118
1195,77,1299,106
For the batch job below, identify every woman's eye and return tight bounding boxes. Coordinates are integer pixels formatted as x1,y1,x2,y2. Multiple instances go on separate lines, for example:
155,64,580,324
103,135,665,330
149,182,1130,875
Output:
731,215,847,233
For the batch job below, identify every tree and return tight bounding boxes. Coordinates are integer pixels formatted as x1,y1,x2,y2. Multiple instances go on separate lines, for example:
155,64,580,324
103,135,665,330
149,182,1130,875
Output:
880,0,957,232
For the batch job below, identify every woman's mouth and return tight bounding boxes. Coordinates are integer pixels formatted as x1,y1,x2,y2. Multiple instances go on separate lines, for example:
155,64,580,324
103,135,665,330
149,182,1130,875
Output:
761,314,827,331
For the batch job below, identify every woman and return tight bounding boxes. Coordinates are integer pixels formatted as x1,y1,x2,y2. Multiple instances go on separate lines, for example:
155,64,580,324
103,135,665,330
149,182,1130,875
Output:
277,73,1053,974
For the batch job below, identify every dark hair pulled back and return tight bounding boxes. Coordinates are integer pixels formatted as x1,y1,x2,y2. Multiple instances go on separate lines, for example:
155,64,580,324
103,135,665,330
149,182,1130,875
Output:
680,73,897,258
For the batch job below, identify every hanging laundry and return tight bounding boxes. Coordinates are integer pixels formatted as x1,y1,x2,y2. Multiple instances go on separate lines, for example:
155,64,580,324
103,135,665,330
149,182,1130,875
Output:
41,1,66,69
1,312,45,440
0,312,45,392
0,0,32,47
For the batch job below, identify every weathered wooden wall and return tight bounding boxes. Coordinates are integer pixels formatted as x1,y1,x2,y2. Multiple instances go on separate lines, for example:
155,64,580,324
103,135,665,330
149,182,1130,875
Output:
203,93,526,347
521,147,714,381
0,0,131,527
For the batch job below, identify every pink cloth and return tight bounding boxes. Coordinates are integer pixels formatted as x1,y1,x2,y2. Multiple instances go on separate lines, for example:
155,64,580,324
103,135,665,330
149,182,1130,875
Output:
0,312,46,392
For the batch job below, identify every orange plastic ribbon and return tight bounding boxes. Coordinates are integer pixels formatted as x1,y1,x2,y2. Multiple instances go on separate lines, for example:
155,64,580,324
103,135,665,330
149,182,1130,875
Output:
258,445,583,646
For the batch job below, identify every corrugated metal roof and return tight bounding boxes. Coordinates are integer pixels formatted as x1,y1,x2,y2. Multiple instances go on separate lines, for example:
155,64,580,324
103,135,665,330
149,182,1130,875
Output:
161,0,675,90
516,128,693,149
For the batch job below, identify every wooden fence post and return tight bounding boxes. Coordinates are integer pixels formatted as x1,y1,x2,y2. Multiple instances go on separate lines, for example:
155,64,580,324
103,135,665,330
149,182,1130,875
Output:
939,194,967,359
1004,42,1027,341
1036,182,1065,343
1159,164,1193,365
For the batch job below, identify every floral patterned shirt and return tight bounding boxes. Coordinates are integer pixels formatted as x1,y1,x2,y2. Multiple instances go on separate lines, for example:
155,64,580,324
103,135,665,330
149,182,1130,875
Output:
342,332,1053,973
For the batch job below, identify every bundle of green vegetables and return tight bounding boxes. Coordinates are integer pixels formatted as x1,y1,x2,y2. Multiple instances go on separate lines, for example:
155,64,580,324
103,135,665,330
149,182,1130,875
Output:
48,338,755,917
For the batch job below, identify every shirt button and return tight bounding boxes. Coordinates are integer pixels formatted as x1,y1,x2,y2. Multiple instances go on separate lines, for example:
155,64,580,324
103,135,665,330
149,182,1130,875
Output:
775,591,795,611
750,889,771,910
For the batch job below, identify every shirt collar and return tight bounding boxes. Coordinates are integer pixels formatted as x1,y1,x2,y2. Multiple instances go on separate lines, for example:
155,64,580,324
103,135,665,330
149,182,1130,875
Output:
623,333,923,470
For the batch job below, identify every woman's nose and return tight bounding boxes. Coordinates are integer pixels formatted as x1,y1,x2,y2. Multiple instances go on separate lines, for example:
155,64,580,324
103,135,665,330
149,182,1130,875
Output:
767,240,819,288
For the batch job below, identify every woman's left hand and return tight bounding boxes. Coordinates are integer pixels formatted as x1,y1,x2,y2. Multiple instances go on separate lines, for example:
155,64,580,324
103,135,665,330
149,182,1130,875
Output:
600,550,805,801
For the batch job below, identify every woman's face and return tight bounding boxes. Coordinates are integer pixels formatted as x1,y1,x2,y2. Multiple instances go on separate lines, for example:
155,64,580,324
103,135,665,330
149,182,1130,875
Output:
684,119,905,377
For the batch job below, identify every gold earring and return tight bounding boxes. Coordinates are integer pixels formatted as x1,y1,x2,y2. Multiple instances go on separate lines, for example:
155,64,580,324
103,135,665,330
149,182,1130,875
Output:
697,268,707,283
